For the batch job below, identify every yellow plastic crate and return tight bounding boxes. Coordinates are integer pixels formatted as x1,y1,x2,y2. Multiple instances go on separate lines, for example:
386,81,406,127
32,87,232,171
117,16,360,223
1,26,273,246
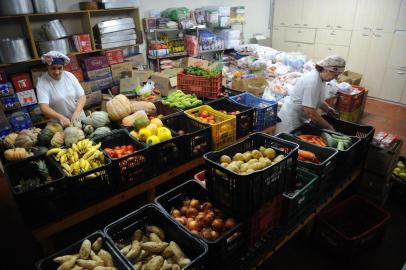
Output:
184,105,236,150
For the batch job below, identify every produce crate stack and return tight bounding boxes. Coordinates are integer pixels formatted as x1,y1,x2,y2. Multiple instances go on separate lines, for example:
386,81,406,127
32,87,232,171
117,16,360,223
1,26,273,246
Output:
391,156,406,204
336,86,366,123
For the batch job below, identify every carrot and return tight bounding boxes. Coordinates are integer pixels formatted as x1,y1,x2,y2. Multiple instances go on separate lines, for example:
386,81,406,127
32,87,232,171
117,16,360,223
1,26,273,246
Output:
298,134,315,140
298,149,316,160
313,136,326,147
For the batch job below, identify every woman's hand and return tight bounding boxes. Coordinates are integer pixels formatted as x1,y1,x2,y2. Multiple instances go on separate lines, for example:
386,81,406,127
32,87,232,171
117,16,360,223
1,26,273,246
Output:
59,115,71,127
327,106,339,118
71,111,81,123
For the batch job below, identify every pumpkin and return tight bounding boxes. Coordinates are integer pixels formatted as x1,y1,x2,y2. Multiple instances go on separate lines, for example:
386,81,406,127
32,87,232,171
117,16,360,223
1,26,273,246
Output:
14,133,36,149
90,111,110,128
38,127,54,146
132,101,157,115
4,148,29,161
72,121,82,129
3,133,18,149
84,125,94,135
106,94,133,121
46,122,63,134
78,129,85,141
30,127,42,136
64,127,83,146
19,129,38,141
90,127,111,139
51,131,64,148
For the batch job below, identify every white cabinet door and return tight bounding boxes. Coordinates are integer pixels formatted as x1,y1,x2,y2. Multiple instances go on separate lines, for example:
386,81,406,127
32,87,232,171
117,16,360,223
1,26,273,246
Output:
273,0,290,26
285,0,303,27
401,82,406,104
286,28,316,43
379,68,406,102
396,0,406,30
334,0,357,30
302,0,319,28
353,0,376,31
315,44,349,59
272,27,286,51
317,0,336,29
388,31,406,69
373,0,402,32
362,32,394,98
285,42,315,58
347,31,372,74
316,29,352,46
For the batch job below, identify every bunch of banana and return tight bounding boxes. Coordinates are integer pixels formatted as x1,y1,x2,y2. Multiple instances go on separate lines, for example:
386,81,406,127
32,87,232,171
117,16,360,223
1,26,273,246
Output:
47,139,105,179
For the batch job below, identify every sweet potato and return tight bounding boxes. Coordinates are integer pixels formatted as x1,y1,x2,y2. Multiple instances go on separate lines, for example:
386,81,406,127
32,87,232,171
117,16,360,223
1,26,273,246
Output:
149,233,162,243
146,226,165,240
141,242,168,253
79,239,92,259
168,242,185,261
76,259,103,269
98,249,114,267
133,229,143,242
145,255,163,270
92,237,103,253
56,255,77,270
53,254,77,264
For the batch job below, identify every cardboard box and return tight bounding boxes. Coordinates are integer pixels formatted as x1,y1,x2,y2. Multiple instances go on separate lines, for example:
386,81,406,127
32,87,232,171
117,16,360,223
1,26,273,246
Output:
30,67,47,87
183,57,209,68
70,68,84,82
110,62,133,84
0,82,14,97
132,70,153,83
73,34,92,53
338,70,362,86
81,76,113,94
231,76,268,96
11,73,33,92
151,69,183,96
84,67,112,81
120,75,140,95
16,89,37,107
124,54,145,68
0,69,6,84
84,90,102,109
103,48,124,65
81,56,109,72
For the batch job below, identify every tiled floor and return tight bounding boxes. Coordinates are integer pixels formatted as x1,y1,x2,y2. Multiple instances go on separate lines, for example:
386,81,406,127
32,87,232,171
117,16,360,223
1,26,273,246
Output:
0,97,405,270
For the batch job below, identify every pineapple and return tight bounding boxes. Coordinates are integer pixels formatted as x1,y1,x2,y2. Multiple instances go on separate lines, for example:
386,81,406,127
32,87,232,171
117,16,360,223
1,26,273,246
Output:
33,160,52,182
18,177,41,192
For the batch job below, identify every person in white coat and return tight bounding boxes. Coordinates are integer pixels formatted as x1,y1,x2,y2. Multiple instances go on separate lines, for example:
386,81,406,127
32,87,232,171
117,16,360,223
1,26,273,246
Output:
37,51,86,127
275,55,345,134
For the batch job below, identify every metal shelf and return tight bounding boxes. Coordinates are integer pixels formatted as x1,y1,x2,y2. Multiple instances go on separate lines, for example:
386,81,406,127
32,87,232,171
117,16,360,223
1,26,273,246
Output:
145,28,181,33
147,52,188,60
199,48,225,54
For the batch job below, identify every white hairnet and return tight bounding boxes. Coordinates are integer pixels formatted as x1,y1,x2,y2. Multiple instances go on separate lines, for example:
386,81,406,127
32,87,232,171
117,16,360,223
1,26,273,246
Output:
317,55,345,72
41,51,70,65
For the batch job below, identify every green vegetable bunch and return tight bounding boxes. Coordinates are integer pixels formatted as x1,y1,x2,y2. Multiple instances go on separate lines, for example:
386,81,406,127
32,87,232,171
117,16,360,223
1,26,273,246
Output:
162,90,203,109
184,66,221,78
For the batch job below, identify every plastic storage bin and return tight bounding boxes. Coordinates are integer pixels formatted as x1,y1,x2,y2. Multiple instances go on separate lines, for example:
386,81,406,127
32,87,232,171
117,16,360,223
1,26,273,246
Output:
204,132,299,218
155,180,245,269
230,92,278,131
93,129,151,191
185,105,236,150
177,72,222,99
314,195,391,260
163,113,212,159
277,133,338,193
4,154,69,227
208,97,255,139
337,86,365,112
104,204,208,270
365,139,403,177
36,231,130,270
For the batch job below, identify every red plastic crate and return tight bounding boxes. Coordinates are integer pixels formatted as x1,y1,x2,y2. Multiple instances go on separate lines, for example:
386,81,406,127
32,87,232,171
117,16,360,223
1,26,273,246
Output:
177,72,222,99
337,86,365,112
194,170,206,187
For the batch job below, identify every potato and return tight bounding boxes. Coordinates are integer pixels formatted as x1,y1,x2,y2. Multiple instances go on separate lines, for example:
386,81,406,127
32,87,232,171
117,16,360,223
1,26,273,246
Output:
168,242,185,261
220,155,231,164
161,260,172,270
141,264,147,270
134,262,143,270
264,148,276,159
141,242,168,253
93,267,118,270
120,244,132,255
146,226,165,240
251,150,263,159
177,258,191,268
161,246,173,258
53,254,77,264
79,239,92,259
135,250,150,263
70,266,83,270
165,257,175,265
133,229,143,242
145,255,163,270
233,153,244,161
98,249,114,267
57,255,77,270
76,259,103,269
142,235,150,243
171,264,181,270
149,233,162,243
90,250,104,264
126,241,141,261
92,237,103,253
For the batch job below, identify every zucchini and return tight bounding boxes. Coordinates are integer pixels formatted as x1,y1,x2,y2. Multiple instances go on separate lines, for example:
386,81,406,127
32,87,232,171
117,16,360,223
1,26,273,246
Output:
331,134,351,142
337,141,345,151
322,132,337,148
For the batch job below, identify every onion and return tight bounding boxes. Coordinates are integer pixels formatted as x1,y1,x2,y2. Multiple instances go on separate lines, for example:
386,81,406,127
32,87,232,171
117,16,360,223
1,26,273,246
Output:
210,230,220,240
190,199,201,209
180,206,188,216
213,208,224,218
196,212,205,223
171,209,181,218
183,198,191,207
191,230,200,236
211,218,224,232
201,228,212,239
187,220,202,232
224,218,237,230
203,212,215,226
187,207,198,218
202,202,213,212
175,217,186,225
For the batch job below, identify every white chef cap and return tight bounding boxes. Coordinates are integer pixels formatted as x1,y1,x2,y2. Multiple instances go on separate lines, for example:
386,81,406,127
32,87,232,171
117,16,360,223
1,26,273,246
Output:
41,51,70,65
317,55,346,73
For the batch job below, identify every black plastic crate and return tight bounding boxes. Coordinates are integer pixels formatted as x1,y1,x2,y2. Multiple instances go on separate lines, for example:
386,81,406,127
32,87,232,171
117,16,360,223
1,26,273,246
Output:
291,123,361,179
282,168,319,224
314,195,391,260
153,100,182,119
93,129,151,191
276,133,339,193
36,230,130,270
207,97,255,139
4,154,70,227
322,114,375,168
155,180,245,269
163,113,212,159
204,132,299,218
391,156,406,204
104,203,208,270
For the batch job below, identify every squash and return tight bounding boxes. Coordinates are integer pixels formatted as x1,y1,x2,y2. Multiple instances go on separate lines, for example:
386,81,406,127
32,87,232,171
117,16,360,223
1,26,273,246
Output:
64,127,83,147
46,122,63,134
32,146,48,156
4,148,29,161
14,133,36,149
38,127,55,146
84,125,94,136
78,129,85,141
106,94,133,121
19,129,38,141
90,111,110,128
51,131,64,148
3,133,18,149
72,121,82,129
131,101,157,115
122,112,138,127
89,127,111,139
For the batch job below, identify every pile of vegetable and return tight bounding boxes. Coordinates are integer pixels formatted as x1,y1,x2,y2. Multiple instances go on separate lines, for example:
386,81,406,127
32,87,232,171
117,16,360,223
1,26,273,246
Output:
52,237,118,270
14,159,53,192
218,109,241,116
104,145,137,159
393,160,406,181
297,135,326,147
298,149,320,164
218,146,284,175
298,133,353,151
115,225,191,270
170,197,237,241
129,115,173,146
2,128,43,161
48,139,105,178
195,109,218,124
162,90,203,109
184,66,221,78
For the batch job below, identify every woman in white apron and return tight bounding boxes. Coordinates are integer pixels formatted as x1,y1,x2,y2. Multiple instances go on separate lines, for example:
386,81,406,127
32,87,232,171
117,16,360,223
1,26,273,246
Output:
275,55,345,134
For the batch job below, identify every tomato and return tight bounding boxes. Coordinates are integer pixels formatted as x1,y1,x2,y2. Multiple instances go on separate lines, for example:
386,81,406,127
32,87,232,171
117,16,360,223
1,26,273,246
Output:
207,115,215,121
126,145,134,152
200,118,208,124
114,146,121,151
209,119,216,124
200,110,209,118
105,147,113,152
124,151,132,156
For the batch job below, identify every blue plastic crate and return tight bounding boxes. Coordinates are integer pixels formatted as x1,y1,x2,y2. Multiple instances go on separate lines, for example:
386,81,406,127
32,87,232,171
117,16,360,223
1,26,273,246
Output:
230,92,278,131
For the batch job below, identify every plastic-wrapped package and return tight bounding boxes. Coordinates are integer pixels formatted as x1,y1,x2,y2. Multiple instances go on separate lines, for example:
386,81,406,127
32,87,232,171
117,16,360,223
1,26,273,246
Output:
303,60,315,73
162,7,189,21
282,52,306,72
185,35,199,56
230,6,245,23
205,9,219,27
264,72,303,101
194,8,206,25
